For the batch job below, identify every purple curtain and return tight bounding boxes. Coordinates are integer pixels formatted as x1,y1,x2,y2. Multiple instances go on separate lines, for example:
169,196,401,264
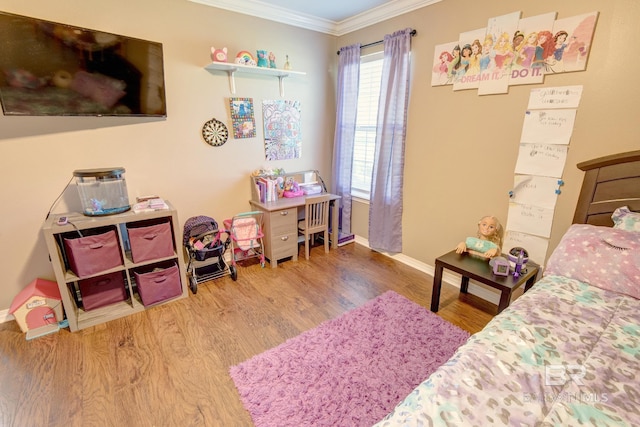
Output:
331,44,361,235
368,28,413,253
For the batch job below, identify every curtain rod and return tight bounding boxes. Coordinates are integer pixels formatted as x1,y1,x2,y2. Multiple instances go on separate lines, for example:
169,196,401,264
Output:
336,29,417,55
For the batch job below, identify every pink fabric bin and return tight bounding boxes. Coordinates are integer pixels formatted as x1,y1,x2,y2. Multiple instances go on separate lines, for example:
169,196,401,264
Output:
128,221,174,263
134,263,182,306
78,271,127,311
64,229,123,278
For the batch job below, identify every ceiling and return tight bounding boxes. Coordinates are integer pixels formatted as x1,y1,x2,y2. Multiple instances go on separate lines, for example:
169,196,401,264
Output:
247,0,393,22
189,0,441,36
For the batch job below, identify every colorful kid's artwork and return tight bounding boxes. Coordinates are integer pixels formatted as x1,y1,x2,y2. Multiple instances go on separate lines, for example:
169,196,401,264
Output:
262,99,301,161
229,97,256,139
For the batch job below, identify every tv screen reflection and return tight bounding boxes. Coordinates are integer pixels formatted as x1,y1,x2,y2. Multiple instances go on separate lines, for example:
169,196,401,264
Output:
0,11,167,117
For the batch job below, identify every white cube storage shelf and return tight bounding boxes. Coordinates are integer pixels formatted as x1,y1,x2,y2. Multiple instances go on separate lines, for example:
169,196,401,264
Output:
42,202,188,332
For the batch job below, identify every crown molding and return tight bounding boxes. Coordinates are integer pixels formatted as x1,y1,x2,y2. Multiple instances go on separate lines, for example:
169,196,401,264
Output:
336,0,441,36
188,0,442,36
188,0,337,35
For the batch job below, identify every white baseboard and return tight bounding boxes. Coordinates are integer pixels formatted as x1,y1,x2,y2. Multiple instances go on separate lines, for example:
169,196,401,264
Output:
1,309,14,323
0,238,499,324
353,236,500,305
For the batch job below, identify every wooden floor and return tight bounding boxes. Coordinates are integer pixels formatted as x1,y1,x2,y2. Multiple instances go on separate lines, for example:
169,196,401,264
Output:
0,242,502,427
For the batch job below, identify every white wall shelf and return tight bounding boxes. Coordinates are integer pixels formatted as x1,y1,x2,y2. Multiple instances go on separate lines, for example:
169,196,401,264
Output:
205,62,305,96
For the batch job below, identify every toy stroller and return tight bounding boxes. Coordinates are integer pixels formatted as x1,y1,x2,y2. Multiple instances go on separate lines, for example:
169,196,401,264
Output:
223,211,266,268
183,215,236,294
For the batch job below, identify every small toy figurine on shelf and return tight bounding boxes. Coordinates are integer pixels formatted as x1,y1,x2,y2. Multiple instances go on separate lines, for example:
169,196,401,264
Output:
211,47,228,62
235,51,257,66
455,215,504,259
268,51,277,68
257,50,268,67
283,54,292,70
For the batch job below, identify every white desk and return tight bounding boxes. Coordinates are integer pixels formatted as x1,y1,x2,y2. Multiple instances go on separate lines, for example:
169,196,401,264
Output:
249,193,341,267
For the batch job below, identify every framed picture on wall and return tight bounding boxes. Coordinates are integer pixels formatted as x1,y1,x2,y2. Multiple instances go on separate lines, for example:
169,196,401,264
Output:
229,97,256,139
431,10,599,95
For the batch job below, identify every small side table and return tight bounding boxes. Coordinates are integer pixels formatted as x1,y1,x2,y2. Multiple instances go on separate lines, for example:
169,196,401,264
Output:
430,250,539,314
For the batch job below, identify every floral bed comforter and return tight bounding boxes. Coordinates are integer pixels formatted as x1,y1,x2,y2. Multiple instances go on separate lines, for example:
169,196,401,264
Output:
375,276,640,427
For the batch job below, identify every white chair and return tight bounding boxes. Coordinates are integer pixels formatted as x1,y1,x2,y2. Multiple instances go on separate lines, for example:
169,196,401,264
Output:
298,194,330,260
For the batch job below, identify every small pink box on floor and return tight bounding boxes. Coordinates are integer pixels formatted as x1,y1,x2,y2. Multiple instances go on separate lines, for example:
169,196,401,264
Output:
128,221,174,263
64,229,123,278
79,271,127,311
134,262,182,306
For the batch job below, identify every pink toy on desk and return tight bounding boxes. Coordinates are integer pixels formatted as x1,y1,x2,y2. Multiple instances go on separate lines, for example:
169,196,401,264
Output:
282,178,303,197
283,189,304,198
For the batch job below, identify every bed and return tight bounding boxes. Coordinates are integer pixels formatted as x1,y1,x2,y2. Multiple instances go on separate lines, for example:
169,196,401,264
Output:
376,151,640,427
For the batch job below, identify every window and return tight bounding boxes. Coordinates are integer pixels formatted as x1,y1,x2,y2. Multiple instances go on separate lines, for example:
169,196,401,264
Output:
351,52,383,200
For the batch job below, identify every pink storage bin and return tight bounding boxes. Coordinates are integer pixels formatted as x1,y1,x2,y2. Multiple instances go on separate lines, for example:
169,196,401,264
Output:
78,271,127,311
64,229,123,278
127,221,174,263
134,262,182,306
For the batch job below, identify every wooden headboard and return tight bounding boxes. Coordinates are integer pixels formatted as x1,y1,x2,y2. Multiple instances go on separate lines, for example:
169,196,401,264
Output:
573,150,640,225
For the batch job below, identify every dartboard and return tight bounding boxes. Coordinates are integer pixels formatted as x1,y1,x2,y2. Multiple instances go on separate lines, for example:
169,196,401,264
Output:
202,118,229,146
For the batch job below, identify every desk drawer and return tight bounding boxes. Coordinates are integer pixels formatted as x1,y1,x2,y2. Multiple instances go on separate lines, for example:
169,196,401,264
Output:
270,231,298,259
269,209,296,235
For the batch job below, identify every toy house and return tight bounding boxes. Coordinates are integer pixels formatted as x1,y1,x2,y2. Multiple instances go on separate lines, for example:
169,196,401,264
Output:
9,278,64,334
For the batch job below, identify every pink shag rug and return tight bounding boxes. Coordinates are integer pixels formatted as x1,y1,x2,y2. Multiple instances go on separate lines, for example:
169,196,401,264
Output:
229,290,470,427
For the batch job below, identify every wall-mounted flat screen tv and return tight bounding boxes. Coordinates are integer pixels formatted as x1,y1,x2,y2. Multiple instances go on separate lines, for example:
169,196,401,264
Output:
0,11,166,117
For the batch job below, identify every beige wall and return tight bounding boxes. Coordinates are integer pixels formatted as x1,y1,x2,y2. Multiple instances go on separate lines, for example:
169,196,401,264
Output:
0,0,336,310
342,0,639,264
0,0,638,312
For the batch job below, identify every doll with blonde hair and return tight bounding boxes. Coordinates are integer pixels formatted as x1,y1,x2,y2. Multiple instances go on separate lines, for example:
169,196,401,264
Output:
455,215,504,258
